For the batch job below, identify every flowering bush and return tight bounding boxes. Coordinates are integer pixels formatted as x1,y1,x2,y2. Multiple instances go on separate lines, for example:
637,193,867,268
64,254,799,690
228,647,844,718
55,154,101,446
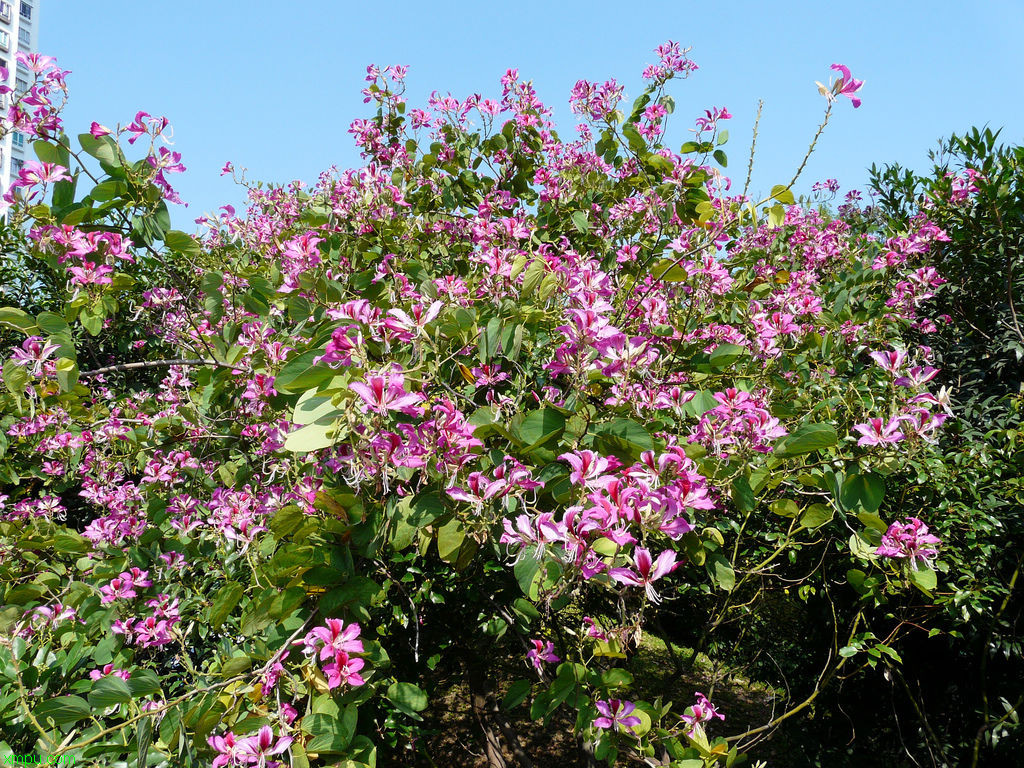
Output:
0,43,964,766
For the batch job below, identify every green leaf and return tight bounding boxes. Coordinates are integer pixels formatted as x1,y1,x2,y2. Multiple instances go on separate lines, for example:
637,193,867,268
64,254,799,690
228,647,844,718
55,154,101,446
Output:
799,503,834,529
275,350,334,394
3,359,29,396
705,553,735,591
908,566,937,592
767,203,786,228
208,582,244,629
292,392,340,426
137,715,154,768
771,499,799,518
520,259,546,299
33,140,64,164
37,311,70,335
516,408,567,450
709,343,747,369
770,184,796,205
514,553,542,599
89,675,132,708
126,669,161,698
80,310,104,336
392,493,445,551
78,133,120,166
840,472,886,513
713,149,728,167
591,418,655,461
600,668,634,688
731,476,755,513
571,210,589,233
34,695,91,725
90,180,127,202
0,306,38,335
387,682,428,717
56,358,79,393
305,709,357,753
774,423,838,457
501,680,532,710
283,420,337,453
651,258,690,282
436,518,466,564
164,230,201,256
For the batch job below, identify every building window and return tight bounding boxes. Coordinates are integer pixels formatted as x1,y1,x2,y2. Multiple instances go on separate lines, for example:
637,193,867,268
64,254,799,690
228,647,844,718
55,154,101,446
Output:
0,2,10,21
0,31,10,51
11,157,23,174
17,26,29,47
15,76,27,92
19,1,30,19
11,131,23,147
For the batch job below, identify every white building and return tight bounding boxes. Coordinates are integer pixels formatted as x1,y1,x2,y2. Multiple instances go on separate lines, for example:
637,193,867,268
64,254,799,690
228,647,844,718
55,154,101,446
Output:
0,0,40,195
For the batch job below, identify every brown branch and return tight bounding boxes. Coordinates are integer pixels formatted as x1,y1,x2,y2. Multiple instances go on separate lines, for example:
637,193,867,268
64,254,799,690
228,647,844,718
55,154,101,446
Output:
78,358,248,378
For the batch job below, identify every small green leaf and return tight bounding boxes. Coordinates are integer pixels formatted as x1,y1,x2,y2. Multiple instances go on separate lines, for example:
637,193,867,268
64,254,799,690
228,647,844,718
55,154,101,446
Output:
571,210,589,233
502,680,532,710
709,343,747,369
56,358,79,393
774,423,838,457
208,582,244,629
164,230,201,256
0,306,38,335
800,503,834,529
89,675,132,707
705,553,735,591
387,682,428,716
908,566,937,592
767,203,786,228
840,472,886,513
34,695,91,726
770,184,796,205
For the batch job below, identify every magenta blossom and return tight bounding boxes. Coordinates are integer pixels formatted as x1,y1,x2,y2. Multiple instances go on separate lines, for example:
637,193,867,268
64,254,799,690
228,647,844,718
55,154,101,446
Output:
594,699,642,732
681,691,725,729
323,651,366,690
208,731,248,768
239,725,293,768
830,63,864,108
609,547,678,604
875,517,941,569
305,618,364,661
349,368,425,416
526,639,559,671
853,417,906,447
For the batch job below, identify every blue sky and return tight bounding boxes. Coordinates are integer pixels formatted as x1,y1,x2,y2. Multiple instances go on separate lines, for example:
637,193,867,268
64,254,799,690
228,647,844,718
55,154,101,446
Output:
43,0,1024,226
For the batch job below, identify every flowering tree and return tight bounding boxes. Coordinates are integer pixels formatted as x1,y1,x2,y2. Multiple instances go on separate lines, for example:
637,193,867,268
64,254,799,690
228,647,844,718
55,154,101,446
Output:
0,44,962,767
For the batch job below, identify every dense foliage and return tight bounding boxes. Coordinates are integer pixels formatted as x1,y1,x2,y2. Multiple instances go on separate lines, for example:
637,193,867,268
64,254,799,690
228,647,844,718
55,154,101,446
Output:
0,46,1014,767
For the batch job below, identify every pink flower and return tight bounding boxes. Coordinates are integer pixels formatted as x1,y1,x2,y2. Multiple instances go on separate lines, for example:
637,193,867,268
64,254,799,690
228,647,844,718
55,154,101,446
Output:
307,618,364,661
323,652,365,690
853,417,906,447
869,348,907,373
89,121,111,137
526,639,559,671
609,547,678,604
208,731,248,768
558,450,617,488
830,64,864,108
875,517,941,569
594,699,642,731
89,664,131,681
239,725,293,768
349,369,425,416
681,691,725,729
17,160,71,186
